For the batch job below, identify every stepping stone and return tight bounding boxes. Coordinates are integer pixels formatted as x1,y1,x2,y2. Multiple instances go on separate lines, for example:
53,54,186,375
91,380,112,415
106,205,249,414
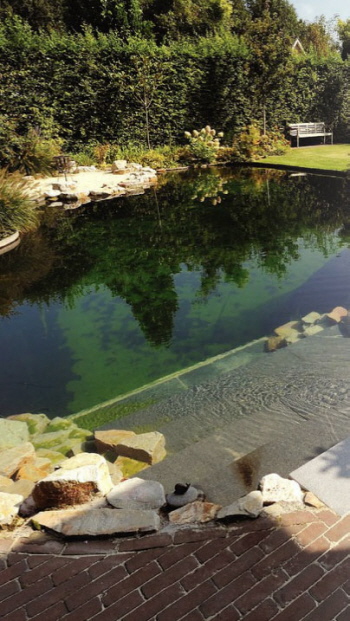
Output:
290,437,350,516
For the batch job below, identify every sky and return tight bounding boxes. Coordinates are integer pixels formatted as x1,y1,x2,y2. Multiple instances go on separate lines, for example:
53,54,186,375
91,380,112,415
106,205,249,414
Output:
292,0,349,22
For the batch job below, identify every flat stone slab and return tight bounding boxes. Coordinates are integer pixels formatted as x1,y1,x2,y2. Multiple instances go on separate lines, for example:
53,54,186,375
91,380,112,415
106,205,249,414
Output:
32,507,160,536
291,436,350,516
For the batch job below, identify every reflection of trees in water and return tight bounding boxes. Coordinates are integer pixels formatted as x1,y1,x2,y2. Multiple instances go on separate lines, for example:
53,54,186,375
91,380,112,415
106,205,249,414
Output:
1,168,350,346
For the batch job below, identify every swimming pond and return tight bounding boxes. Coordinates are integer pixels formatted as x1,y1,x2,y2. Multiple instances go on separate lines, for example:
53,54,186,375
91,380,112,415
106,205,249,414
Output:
1,166,350,418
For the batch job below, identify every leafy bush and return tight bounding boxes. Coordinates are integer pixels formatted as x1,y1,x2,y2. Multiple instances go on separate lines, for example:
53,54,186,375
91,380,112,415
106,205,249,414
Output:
184,126,224,163
72,151,96,166
15,129,62,175
0,169,39,237
232,124,290,161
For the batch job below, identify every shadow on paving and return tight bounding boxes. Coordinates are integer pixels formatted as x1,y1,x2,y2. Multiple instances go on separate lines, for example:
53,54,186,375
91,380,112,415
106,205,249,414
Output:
1,506,350,620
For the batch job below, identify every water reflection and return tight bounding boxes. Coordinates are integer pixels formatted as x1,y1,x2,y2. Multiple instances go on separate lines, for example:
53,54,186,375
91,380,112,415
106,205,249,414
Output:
1,167,350,414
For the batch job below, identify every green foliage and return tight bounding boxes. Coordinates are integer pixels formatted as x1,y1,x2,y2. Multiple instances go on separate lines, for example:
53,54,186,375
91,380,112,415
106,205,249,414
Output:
337,19,350,60
0,14,346,162
0,169,38,236
232,124,290,161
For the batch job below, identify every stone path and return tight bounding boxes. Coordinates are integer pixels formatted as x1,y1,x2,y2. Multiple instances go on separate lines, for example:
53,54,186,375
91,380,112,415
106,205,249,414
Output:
1,507,350,620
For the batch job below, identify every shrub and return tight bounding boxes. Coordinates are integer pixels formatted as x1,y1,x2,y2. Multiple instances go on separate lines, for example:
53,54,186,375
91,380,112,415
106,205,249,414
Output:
232,124,290,161
184,126,224,164
0,169,39,237
15,129,62,175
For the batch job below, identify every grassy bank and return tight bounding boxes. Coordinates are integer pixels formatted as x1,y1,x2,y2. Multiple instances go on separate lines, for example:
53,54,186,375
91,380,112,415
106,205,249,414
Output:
258,144,350,172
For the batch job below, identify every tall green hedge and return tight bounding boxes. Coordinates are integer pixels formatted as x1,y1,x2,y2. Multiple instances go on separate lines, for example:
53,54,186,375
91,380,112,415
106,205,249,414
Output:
0,16,347,159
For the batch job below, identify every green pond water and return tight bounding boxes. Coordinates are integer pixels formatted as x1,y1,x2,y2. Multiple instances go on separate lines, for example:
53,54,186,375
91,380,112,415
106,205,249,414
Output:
1,167,350,419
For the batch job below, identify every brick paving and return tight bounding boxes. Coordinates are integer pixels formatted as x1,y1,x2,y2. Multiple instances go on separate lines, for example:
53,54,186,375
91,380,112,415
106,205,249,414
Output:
1,508,350,620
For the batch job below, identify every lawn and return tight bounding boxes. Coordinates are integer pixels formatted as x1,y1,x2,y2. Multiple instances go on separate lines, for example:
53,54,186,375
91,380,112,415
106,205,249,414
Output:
258,144,350,172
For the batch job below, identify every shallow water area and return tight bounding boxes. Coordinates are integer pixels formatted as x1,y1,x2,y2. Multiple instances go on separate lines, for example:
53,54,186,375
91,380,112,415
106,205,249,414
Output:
2,166,350,421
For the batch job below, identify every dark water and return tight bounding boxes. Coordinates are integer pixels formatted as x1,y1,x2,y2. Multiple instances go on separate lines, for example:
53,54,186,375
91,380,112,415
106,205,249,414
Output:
1,167,350,417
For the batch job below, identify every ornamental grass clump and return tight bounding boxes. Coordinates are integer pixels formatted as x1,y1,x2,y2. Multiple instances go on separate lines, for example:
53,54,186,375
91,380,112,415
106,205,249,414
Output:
185,126,224,163
0,169,38,238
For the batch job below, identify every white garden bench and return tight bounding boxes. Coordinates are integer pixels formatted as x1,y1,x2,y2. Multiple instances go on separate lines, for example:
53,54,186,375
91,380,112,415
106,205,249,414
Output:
288,122,333,148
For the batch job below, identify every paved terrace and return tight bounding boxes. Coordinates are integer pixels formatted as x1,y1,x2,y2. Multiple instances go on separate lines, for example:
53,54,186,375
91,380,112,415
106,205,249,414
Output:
1,506,350,621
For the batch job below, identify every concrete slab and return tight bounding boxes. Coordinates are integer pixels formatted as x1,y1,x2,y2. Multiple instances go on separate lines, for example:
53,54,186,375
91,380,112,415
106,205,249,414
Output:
291,436,350,516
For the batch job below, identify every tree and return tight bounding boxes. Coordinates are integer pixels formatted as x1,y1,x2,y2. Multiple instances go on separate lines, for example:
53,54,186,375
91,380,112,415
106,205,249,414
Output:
0,0,66,31
337,19,350,60
141,0,233,42
245,0,297,132
124,46,168,148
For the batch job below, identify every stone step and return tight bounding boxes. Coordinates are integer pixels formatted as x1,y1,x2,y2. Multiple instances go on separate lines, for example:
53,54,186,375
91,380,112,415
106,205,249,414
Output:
140,414,350,507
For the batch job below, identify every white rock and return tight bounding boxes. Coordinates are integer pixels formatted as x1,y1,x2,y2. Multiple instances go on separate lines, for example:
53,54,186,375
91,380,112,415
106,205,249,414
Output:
44,189,61,199
107,477,165,510
0,419,29,449
32,508,160,536
111,159,128,171
0,442,35,477
260,473,304,504
129,163,143,170
52,182,78,192
217,491,263,520
0,492,23,525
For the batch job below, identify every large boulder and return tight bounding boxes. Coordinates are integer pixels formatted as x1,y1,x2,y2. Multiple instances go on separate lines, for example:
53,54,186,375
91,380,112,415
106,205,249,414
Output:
32,453,113,509
0,419,29,449
107,478,166,510
113,431,166,465
0,442,35,477
32,507,160,536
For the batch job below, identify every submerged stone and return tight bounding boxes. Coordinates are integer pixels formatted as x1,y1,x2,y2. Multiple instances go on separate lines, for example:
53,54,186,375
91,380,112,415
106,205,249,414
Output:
301,311,322,325
326,306,348,324
114,456,149,478
264,336,287,353
274,321,301,339
303,325,324,337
